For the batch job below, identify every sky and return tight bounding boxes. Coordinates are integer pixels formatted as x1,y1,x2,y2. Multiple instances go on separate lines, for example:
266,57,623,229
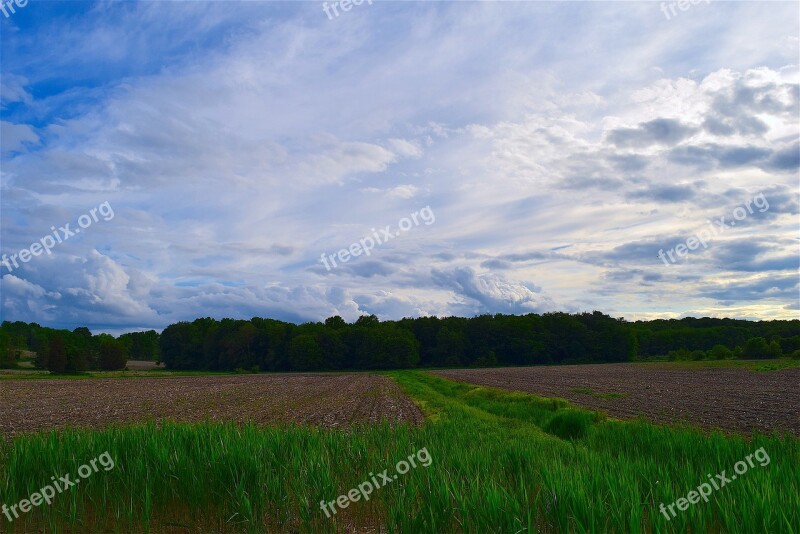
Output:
1,0,798,334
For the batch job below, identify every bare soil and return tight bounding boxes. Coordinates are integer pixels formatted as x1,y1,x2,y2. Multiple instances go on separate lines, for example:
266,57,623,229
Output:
0,373,424,437
432,363,800,435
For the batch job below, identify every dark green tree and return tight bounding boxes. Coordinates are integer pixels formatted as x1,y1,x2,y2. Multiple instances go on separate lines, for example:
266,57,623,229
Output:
100,338,128,370
0,330,14,368
288,334,323,371
47,335,67,374
743,337,770,359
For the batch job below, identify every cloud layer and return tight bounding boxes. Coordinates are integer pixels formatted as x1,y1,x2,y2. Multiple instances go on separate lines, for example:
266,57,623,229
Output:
1,1,798,332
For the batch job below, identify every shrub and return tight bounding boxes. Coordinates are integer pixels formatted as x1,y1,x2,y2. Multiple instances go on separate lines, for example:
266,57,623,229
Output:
667,348,691,361
543,410,596,440
743,337,771,359
709,344,732,360
689,350,706,361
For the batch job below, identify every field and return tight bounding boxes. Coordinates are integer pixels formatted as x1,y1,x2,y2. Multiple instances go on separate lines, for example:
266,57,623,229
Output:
433,362,800,435
0,374,423,437
0,367,798,532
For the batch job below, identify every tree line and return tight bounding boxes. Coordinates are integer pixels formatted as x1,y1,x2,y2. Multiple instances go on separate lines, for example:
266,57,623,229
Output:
0,322,159,373
2,313,798,373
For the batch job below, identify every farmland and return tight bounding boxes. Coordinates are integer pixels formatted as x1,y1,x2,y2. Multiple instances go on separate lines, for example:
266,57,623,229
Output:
433,361,800,435
0,367,798,532
2,2,799,532
0,374,423,437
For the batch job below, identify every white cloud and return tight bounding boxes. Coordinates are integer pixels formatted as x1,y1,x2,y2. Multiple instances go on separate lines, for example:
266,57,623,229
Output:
1,2,798,330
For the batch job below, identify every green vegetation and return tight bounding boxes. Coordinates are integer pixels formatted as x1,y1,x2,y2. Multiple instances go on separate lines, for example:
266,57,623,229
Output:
634,319,800,360
752,360,800,372
5,314,798,374
0,331,13,369
0,322,130,374
642,359,800,371
1,371,797,532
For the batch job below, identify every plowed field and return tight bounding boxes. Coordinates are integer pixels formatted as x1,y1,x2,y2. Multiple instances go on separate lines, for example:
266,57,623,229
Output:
0,373,424,437
432,363,800,435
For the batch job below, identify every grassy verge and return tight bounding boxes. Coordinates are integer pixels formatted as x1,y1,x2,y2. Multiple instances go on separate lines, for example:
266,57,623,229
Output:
633,358,800,371
0,371,797,532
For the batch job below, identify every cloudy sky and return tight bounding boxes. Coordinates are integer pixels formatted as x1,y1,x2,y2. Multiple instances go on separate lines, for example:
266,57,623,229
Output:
1,1,798,333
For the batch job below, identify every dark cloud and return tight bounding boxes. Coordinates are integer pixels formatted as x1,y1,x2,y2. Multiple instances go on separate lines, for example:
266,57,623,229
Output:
607,118,696,148
270,244,294,256
347,261,395,278
668,143,771,169
714,186,798,222
583,240,668,265
606,153,649,172
480,259,512,270
562,174,624,191
498,251,550,262
702,114,768,137
627,184,697,203
763,142,800,172
698,274,799,303
710,240,798,272
725,81,799,115
604,268,663,284
702,79,798,138
718,146,772,166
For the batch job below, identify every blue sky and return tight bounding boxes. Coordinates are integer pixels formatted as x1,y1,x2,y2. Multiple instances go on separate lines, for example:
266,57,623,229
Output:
1,1,798,333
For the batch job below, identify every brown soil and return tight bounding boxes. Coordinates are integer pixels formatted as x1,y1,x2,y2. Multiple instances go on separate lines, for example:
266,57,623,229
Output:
0,373,424,437
432,363,800,435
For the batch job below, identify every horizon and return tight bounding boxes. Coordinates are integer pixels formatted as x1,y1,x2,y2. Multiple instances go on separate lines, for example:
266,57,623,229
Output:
5,310,799,339
2,1,799,335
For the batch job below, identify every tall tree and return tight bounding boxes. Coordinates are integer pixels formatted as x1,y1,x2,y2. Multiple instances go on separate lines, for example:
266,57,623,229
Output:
100,338,128,370
47,335,67,374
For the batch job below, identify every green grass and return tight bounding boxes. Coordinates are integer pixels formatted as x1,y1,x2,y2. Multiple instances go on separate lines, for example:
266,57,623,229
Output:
634,359,800,371
0,371,798,532
751,359,800,372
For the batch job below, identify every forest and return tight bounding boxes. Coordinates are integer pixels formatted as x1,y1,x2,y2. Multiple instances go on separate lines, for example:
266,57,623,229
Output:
2,313,798,373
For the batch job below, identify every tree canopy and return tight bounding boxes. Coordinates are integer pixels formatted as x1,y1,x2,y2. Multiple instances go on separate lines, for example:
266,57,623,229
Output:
2,313,798,373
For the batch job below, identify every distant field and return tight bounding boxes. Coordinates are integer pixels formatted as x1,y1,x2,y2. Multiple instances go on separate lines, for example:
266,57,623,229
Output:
432,361,800,435
1,359,164,376
124,359,164,371
0,374,423,437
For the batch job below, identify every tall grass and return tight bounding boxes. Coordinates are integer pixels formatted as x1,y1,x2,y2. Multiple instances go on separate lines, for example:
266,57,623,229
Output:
1,371,798,532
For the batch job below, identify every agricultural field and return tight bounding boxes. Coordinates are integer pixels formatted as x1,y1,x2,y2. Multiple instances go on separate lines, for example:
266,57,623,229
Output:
433,362,800,435
0,374,423,437
2,1,799,532
1,368,798,532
